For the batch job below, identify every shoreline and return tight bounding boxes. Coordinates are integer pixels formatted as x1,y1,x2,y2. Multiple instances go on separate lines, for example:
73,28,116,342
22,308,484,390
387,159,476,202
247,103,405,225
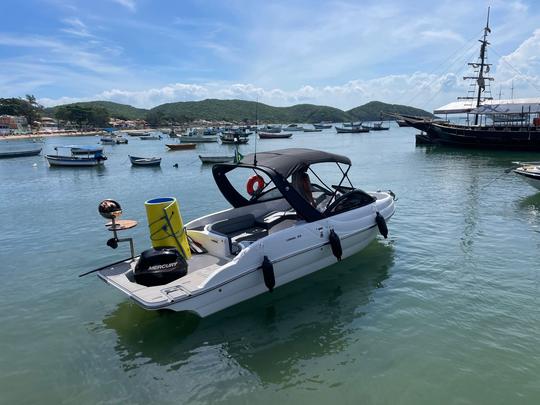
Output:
0,131,104,141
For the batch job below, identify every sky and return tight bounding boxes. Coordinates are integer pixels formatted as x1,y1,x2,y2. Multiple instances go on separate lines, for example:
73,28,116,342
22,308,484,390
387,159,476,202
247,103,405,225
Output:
1,0,540,111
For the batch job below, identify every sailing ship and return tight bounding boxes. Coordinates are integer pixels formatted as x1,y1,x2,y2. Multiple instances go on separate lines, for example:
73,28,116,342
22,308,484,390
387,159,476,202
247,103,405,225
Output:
399,8,540,151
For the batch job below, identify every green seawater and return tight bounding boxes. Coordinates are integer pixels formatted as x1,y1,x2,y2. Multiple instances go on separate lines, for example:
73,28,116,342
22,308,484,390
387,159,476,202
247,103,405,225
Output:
1,128,539,404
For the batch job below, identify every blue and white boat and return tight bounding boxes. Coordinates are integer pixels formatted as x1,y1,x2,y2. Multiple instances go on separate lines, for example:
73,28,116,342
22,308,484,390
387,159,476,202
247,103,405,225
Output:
45,145,107,167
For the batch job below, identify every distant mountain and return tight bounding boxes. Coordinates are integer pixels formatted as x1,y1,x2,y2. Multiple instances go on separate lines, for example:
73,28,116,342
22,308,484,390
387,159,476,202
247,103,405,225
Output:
44,99,432,123
347,101,433,121
44,101,148,120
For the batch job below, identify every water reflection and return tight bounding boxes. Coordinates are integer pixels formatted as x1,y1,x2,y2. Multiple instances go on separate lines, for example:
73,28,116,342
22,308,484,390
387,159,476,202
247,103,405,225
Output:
102,241,394,383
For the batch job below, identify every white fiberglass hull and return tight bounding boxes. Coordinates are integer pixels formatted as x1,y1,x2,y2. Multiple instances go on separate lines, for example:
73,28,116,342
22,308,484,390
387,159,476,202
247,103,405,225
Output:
98,192,395,317
514,165,540,191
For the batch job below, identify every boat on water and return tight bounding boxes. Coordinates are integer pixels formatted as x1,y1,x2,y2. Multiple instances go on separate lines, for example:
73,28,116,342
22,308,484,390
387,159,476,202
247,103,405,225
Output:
313,123,333,129
220,131,249,144
363,122,390,131
129,155,162,167
261,125,282,133
166,143,197,150
139,135,162,140
336,126,369,133
179,128,218,143
45,146,107,167
199,155,235,164
343,122,362,128
284,124,306,132
101,136,116,145
259,132,293,139
91,148,396,317
399,8,540,151
0,142,42,158
514,163,540,190
303,128,323,133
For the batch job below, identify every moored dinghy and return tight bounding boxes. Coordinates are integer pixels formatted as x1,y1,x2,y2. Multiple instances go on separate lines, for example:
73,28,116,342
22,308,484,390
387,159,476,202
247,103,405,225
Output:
45,145,107,167
129,155,162,167
91,148,396,317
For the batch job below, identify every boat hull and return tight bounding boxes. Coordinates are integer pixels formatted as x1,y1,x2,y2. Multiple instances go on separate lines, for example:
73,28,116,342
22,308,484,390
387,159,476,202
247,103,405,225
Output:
129,156,161,166
406,118,540,151
166,143,197,150
98,192,395,317
0,147,42,158
514,166,540,190
45,155,105,166
258,132,292,139
336,127,369,133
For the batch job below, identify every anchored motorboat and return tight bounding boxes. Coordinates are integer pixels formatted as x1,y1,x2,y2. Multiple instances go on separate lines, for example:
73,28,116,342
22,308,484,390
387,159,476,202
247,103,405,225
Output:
45,145,107,167
88,148,396,317
514,163,540,190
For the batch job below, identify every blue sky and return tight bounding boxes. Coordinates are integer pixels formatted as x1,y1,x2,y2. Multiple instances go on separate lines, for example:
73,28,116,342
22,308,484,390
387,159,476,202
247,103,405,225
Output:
1,0,540,110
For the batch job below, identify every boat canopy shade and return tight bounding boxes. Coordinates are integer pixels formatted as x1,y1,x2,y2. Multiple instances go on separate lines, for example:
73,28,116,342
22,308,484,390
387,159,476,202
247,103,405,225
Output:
212,148,352,222
239,148,351,179
434,101,477,115
55,145,103,151
470,98,540,115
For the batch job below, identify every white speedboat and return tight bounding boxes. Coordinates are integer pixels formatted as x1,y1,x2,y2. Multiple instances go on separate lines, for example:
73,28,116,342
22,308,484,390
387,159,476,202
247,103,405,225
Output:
92,148,396,317
284,124,306,132
514,163,540,190
179,128,218,143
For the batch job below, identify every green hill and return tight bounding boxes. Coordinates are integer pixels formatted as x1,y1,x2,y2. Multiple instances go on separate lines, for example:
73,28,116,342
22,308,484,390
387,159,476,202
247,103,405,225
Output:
347,101,433,121
44,99,432,124
45,101,148,120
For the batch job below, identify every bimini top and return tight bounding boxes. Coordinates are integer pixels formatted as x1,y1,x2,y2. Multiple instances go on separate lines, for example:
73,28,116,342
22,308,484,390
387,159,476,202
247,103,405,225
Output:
240,148,351,178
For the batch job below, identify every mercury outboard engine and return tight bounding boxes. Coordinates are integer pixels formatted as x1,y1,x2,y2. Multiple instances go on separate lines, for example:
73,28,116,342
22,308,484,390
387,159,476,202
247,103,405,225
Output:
134,247,188,286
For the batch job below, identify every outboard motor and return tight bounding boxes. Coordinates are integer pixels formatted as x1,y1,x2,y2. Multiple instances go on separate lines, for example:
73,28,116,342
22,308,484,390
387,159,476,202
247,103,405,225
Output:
134,247,188,286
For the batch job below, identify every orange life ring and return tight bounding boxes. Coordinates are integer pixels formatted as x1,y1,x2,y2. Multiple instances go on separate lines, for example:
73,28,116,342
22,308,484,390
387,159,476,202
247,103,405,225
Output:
246,175,265,195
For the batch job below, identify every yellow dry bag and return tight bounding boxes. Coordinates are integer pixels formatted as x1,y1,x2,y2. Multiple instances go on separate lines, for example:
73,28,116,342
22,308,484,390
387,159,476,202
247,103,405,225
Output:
144,197,191,259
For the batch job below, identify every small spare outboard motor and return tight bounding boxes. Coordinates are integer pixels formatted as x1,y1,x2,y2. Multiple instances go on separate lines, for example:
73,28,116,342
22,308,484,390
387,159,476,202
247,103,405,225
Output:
134,247,188,287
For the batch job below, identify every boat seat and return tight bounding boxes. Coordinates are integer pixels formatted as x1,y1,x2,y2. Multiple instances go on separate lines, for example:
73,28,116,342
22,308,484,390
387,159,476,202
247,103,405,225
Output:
207,214,268,255
255,210,297,228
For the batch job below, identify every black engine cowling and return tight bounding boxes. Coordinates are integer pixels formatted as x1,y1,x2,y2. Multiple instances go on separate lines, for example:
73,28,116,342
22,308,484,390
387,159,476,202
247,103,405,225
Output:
134,247,188,287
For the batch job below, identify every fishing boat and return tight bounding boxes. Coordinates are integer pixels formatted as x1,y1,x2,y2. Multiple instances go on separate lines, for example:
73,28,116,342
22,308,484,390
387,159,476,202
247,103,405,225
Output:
362,122,390,131
220,131,249,144
343,122,362,128
0,143,42,158
514,163,540,190
115,135,128,144
166,143,197,150
259,132,293,139
100,136,116,145
314,123,332,129
284,124,306,132
179,128,218,143
45,146,107,167
139,135,162,140
261,125,282,133
336,126,369,133
303,128,323,133
398,8,540,151
129,155,162,167
90,148,396,317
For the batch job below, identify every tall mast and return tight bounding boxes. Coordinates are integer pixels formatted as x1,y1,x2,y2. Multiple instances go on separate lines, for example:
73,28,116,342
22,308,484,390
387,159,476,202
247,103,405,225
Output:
474,7,491,124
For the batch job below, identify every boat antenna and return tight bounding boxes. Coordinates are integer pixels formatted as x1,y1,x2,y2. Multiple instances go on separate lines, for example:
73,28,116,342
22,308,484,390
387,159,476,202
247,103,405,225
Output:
254,96,258,166
474,6,491,125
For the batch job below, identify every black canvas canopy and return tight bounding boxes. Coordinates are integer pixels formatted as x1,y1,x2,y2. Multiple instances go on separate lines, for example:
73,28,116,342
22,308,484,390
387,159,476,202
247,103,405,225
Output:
212,148,353,222
240,148,351,178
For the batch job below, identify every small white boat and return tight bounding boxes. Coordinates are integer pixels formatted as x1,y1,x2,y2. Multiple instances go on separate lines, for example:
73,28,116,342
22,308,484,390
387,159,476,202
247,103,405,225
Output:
199,155,235,164
514,163,540,190
92,148,396,317
45,146,107,167
313,123,332,129
129,155,161,167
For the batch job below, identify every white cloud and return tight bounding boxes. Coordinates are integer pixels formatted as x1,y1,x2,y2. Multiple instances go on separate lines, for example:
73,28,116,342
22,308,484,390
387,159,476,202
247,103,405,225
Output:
61,17,93,38
112,0,136,12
